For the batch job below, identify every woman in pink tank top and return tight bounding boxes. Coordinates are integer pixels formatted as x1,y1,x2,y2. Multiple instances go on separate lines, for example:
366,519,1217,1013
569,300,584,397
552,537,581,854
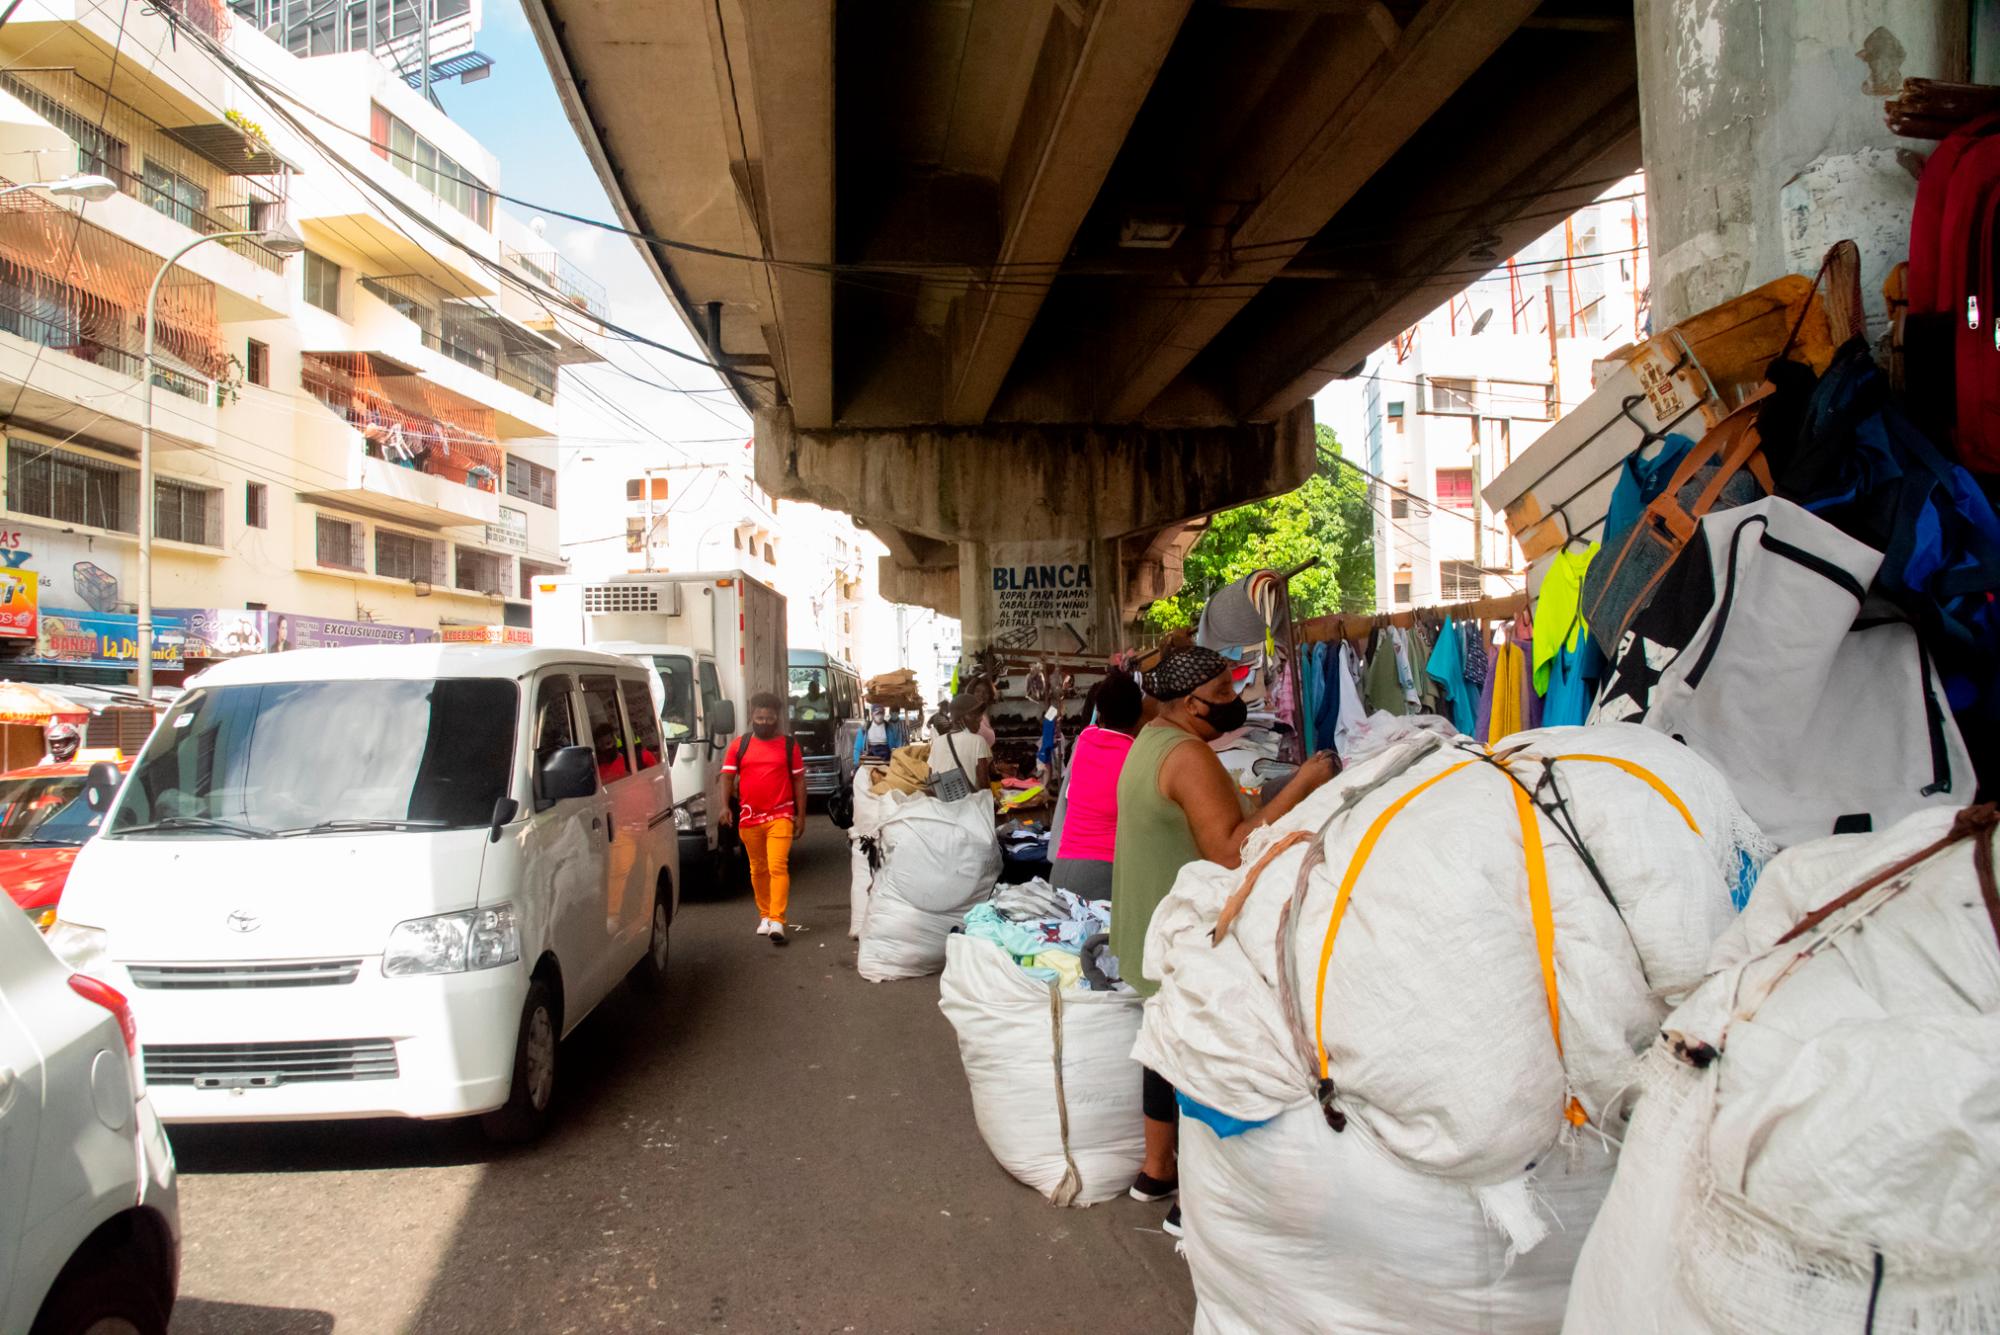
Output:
1051,673,1145,898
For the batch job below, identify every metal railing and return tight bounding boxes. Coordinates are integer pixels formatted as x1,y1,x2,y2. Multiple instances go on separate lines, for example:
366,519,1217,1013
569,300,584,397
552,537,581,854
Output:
0,303,213,402
501,246,607,318
0,70,290,275
358,273,558,404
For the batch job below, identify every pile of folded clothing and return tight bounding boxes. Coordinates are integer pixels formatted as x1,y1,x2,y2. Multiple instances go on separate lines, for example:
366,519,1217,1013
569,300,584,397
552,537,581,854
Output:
962,881,1116,989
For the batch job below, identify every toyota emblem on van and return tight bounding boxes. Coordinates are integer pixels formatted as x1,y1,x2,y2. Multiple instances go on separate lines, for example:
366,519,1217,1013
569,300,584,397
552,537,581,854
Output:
225,910,261,934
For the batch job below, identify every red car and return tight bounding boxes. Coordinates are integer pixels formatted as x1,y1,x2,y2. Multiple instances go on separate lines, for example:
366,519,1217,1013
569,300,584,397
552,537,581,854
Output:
0,759,130,930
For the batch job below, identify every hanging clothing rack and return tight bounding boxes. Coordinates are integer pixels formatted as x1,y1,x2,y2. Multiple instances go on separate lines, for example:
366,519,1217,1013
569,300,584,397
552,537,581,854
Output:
1296,592,1528,645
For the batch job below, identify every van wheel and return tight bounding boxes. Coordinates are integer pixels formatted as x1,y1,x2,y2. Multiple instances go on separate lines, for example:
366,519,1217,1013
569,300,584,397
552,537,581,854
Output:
29,1254,168,1335
630,894,670,992
482,978,559,1145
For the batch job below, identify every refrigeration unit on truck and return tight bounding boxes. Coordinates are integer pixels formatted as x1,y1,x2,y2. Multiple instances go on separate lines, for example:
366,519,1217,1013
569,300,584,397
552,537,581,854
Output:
532,571,787,885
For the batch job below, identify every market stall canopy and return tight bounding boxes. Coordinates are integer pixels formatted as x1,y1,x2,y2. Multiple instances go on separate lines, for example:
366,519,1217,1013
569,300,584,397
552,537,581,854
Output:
0,681,89,727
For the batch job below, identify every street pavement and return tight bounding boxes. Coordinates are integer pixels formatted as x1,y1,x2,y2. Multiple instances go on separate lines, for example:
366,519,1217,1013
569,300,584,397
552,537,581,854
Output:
166,819,1196,1334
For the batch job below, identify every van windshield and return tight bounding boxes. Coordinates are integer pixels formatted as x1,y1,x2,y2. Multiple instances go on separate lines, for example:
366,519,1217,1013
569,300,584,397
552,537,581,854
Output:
110,678,518,838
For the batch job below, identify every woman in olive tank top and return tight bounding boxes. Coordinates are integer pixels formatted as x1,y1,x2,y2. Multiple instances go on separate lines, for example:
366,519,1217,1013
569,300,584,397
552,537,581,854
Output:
1111,646,1337,1236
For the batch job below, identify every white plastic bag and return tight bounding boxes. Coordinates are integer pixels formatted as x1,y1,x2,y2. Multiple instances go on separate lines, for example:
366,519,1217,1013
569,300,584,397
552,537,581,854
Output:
847,843,871,940
937,934,1144,1205
1564,806,2000,1335
856,793,1000,982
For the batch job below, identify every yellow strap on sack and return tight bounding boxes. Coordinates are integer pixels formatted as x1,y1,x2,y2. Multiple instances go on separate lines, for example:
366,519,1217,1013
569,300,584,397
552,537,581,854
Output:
1503,764,1590,1127
1551,754,1701,834
1312,760,1478,1080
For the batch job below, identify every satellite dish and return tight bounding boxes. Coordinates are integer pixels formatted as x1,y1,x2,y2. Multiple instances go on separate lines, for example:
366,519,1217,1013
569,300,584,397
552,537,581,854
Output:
1470,308,1495,336
530,216,548,238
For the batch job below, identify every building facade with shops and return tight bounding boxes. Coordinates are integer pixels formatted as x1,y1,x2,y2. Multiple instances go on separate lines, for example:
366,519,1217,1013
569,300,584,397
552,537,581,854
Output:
0,0,595,697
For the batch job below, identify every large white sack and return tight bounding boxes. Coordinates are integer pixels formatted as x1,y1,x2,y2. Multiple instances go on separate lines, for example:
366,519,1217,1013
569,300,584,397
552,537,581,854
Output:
1185,1107,1617,1335
856,792,1000,982
937,933,1144,1205
1564,806,2000,1335
1134,723,1756,1182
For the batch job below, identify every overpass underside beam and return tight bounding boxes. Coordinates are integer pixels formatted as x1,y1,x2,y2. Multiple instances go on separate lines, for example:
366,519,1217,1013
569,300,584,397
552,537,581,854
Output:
754,404,1316,644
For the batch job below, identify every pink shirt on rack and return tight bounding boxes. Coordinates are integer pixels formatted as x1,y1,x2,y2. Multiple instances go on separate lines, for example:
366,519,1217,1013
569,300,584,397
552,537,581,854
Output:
1056,725,1136,864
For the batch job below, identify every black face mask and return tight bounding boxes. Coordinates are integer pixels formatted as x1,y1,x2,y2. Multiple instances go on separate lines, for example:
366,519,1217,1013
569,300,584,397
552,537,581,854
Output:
1194,693,1248,737
752,722,780,740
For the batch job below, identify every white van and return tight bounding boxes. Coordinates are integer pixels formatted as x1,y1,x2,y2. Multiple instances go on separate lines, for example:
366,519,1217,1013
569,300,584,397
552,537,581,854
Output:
46,645,678,1143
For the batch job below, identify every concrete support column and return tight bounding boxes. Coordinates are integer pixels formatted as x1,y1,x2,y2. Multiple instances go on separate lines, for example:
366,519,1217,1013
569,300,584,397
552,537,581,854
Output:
1087,536,1124,658
957,539,994,656
1636,0,1966,334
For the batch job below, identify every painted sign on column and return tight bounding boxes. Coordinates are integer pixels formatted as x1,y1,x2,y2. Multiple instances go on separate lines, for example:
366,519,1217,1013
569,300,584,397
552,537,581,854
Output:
988,542,1096,654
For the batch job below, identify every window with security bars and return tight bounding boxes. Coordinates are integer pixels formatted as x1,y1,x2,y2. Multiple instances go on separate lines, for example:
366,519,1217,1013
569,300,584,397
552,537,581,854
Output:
315,514,364,570
454,546,511,594
7,442,138,533
154,479,221,546
505,455,556,508
375,529,444,584
1440,561,1483,601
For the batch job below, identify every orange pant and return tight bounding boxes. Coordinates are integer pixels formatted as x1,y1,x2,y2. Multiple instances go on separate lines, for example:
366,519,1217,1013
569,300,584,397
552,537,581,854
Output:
741,817,794,925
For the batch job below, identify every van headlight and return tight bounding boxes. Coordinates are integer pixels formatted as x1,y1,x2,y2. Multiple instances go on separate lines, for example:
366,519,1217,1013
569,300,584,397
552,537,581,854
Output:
45,919,111,973
672,793,706,832
383,905,519,977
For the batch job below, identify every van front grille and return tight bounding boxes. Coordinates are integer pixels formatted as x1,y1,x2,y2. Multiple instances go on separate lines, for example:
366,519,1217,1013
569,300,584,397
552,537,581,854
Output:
144,1039,398,1088
583,584,658,613
128,960,363,989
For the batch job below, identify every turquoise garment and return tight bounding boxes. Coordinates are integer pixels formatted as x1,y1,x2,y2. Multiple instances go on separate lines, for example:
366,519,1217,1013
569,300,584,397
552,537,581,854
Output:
1425,616,1478,734
1541,631,1603,727
962,904,1046,958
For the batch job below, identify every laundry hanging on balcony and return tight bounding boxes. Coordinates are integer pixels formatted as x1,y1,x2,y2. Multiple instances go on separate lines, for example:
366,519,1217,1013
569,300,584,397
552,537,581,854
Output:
300,352,505,492
0,185,225,378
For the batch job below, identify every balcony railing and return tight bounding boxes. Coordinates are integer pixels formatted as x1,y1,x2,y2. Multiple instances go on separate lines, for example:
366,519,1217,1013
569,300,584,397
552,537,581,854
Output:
0,69,289,275
502,247,607,318
0,303,213,402
359,273,558,404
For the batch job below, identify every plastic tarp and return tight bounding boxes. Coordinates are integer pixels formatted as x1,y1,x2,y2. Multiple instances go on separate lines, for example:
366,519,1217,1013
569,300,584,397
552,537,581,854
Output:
937,933,1144,1205
1564,805,2000,1334
856,792,1001,982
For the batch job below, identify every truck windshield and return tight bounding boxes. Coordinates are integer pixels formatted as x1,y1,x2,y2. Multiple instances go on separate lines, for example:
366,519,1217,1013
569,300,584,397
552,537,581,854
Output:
109,678,518,838
789,667,832,723
652,655,696,739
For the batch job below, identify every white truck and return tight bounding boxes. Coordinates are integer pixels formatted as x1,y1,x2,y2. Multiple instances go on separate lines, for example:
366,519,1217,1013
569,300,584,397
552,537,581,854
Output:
531,570,788,886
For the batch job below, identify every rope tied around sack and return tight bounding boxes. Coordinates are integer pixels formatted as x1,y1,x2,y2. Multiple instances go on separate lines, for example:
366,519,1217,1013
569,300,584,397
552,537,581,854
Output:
1045,981,1083,1208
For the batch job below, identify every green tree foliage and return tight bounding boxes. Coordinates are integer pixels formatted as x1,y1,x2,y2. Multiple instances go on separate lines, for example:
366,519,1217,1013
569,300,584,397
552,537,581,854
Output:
1144,424,1376,633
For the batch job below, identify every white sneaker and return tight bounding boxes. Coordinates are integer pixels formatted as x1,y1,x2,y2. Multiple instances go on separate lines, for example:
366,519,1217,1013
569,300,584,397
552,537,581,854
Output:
756,917,773,935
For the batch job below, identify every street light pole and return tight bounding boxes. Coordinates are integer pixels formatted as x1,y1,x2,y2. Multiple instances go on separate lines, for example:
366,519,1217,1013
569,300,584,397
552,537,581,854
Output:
139,225,303,701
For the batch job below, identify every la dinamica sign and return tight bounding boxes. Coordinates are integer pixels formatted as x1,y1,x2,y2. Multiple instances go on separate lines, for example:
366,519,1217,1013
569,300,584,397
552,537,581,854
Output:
988,542,1096,654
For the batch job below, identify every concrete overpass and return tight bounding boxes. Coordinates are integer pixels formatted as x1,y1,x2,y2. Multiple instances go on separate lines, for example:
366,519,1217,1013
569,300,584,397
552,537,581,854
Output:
521,0,1649,646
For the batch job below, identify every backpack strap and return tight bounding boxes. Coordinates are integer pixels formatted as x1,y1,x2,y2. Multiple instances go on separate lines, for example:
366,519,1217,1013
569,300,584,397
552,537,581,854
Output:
733,734,752,769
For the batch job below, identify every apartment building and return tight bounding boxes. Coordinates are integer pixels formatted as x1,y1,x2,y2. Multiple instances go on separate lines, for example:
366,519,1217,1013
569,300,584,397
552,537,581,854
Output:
562,443,889,672
1361,180,1650,612
0,0,594,693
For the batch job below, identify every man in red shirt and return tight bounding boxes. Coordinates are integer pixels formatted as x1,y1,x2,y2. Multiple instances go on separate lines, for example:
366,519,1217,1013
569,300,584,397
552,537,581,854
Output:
718,691,807,946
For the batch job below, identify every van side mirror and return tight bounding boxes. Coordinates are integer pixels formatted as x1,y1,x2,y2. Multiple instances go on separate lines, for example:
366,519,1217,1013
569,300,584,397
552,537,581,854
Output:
536,745,597,808
83,761,123,813
706,699,736,739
